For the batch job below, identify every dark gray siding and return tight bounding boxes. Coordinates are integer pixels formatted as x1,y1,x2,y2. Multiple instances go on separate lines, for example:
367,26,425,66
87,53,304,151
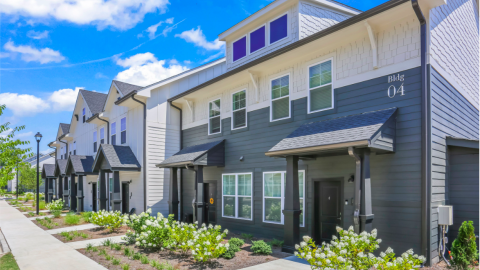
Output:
182,67,423,254
429,67,479,262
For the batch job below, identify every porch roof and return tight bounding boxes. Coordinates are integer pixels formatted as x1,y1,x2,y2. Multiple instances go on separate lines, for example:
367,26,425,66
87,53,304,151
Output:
266,108,398,157
92,144,141,172
66,155,95,175
54,159,68,177
42,164,56,178
156,140,225,168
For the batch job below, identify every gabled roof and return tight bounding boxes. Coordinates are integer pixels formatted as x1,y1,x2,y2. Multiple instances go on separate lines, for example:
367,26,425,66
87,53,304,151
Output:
42,164,56,178
92,144,141,172
60,123,70,135
156,140,225,168
112,80,142,96
65,155,95,175
54,159,68,176
266,108,398,156
80,89,108,115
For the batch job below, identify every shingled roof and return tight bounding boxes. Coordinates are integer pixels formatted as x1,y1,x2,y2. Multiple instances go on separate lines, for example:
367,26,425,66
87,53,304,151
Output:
60,123,70,134
92,144,141,172
54,159,68,176
42,164,55,178
66,155,95,175
112,80,143,96
80,89,108,115
156,140,225,168
266,108,398,156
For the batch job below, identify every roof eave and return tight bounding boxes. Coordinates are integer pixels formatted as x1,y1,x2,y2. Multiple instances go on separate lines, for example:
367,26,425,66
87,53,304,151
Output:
265,140,369,157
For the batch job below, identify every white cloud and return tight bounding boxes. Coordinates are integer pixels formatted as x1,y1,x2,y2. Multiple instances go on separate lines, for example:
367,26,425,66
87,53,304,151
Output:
145,17,175,39
16,131,33,138
3,40,65,64
48,87,82,111
26,30,49,39
95,72,108,79
175,26,224,50
0,0,170,30
115,53,188,86
201,50,225,63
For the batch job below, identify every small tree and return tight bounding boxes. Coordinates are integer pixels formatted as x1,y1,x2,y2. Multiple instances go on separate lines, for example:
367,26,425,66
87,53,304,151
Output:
18,163,42,192
451,221,478,269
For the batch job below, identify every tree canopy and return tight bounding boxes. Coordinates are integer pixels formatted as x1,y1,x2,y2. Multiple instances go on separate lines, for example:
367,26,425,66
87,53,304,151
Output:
18,163,42,191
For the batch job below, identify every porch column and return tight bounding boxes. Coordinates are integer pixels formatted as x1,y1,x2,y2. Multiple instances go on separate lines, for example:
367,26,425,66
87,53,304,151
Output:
169,167,179,220
77,175,84,213
63,177,69,207
282,155,301,253
195,165,205,228
360,149,374,232
112,171,121,211
58,176,63,202
99,170,107,210
70,174,77,212
47,178,53,203
44,178,49,203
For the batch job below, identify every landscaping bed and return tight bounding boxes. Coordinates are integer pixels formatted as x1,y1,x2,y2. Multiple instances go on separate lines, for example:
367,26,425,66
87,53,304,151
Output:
53,226,129,243
32,214,90,230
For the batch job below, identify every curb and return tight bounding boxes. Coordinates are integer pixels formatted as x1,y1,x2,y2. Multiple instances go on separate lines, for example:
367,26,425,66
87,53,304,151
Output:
0,229,11,255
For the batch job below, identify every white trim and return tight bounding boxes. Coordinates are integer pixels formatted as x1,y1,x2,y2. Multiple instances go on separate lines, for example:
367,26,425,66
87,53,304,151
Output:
268,12,289,46
307,57,335,114
221,172,253,220
248,24,267,54
270,73,292,122
232,35,248,62
207,98,222,135
365,21,378,69
231,89,248,131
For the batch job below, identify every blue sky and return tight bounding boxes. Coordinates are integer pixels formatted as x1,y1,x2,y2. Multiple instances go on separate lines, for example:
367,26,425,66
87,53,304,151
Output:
0,0,386,155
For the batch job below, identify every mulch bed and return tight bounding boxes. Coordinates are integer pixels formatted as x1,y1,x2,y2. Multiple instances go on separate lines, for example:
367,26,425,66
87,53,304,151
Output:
31,216,90,230
423,261,479,269
53,226,129,243
23,212,51,218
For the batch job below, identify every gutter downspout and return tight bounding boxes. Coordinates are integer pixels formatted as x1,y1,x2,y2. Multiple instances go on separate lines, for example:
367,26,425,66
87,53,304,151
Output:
95,115,110,144
170,101,183,220
411,0,430,264
348,147,361,234
131,94,147,212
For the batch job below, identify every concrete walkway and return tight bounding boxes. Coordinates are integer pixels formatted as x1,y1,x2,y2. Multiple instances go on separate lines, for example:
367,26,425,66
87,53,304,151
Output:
240,255,310,270
46,224,99,235
0,200,106,270
66,235,126,249
28,213,67,221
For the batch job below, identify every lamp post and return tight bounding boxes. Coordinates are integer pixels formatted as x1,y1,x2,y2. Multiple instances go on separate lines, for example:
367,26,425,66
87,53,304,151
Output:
34,132,42,215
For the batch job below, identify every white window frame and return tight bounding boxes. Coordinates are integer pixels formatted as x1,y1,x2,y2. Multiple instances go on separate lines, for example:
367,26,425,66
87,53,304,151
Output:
262,170,305,227
268,12,289,46
208,98,222,135
221,172,253,220
307,57,335,114
232,35,248,62
248,24,267,54
231,89,248,130
269,73,291,122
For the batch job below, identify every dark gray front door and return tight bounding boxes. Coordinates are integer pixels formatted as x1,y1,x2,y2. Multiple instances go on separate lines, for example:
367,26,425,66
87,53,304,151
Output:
315,181,341,243
92,183,97,212
204,183,217,225
122,183,129,214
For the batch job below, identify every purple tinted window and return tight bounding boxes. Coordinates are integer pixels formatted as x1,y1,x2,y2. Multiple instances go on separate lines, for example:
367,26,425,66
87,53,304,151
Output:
270,14,288,44
233,36,247,61
250,26,265,53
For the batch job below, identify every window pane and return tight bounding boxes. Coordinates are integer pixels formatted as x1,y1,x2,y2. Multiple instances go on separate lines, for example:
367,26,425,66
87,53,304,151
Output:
93,132,97,142
272,97,289,120
121,118,126,131
265,198,282,222
100,128,104,139
232,91,246,110
238,197,252,219
82,108,85,115
309,60,332,89
223,175,235,195
233,109,246,129
250,26,265,53
309,64,321,89
320,60,332,85
112,135,116,145
300,198,304,226
111,122,116,135
299,172,304,198
238,174,251,196
271,75,289,99
121,131,126,144
209,100,221,118
270,14,288,44
233,36,247,61
209,117,221,134
310,85,332,112
223,196,235,217
264,173,281,197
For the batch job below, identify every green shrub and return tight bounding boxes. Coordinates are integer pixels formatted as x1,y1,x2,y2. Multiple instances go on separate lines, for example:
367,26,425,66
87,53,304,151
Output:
46,199,64,211
105,254,112,261
91,246,99,252
27,212,35,217
91,210,126,232
222,248,237,259
51,210,61,218
99,249,107,256
124,247,133,256
140,255,149,264
132,252,142,260
101,239,112,246
86,244,93,251
112,258,121,265
222,238,244,259
251,240,272,255
229,237,245,248
81,211,93,222
241,233,254,241
121,264,130,270
451,221,479,269
269,238,284,247
64,213,81,225
32,200,46,210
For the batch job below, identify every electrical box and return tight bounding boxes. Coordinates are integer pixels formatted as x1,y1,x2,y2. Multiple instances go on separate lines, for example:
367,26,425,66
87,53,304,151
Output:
438,205,453,226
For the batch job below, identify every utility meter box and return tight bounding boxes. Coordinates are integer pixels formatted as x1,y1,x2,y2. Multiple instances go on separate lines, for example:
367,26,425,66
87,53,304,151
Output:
438,205,453,225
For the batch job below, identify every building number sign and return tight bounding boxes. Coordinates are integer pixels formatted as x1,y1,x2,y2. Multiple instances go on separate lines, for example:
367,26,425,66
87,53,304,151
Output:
387,73,405,98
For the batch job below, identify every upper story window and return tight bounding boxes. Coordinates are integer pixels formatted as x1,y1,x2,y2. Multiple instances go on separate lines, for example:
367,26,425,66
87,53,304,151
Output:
82,108,86,123
269,14,288,44
60,147,64,159
100,127,105,144
308,59,333,113
233,36,247,62
121,117,127,144
111,122,116,145
270,74,290,121
208,99,221,135
73,142,76,155
232,90,247,130
250,25,265,53
93,131,97,152
222,173,252,220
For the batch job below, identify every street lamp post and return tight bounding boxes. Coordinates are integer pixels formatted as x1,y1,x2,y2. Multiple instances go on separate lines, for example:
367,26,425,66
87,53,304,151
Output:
16,162,19,200
34,132,42,215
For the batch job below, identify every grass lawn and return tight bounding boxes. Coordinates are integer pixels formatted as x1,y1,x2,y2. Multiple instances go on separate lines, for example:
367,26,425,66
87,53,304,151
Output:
0,253,20,270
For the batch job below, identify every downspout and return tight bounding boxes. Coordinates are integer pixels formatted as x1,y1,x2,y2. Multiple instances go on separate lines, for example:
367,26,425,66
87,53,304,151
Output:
170,101,184,220
411,0,430,264
95,115,110,144
348,147,361,234
131,94,147,212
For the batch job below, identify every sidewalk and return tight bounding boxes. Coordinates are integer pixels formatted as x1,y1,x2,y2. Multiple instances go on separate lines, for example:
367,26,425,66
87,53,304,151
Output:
241,255,311,270
0,200,106,270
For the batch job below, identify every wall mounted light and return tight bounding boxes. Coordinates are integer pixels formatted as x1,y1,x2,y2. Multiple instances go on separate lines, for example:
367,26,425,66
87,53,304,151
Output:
348,175,355,183
239,156,244,161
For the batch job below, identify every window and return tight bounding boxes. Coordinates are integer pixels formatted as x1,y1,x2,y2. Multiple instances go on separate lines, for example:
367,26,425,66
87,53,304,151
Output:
308,59,333,113
232,90,247,129
121,117,127,144
208,99,221,135
270,75,290,121
100,127,105,144
222,173,252,220
250,25,265,53
60,147,63,159
93,131,97,152
82,108,86,123
233,36,247,62
263,171,305,226
270,14,288,44
73,142,76,155
111,122,116,145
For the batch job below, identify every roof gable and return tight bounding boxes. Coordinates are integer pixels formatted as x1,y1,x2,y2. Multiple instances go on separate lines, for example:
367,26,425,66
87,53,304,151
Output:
92,144,141,172
65,155,95,175
54,159,68,176
80,89,108,116
42,164,55,178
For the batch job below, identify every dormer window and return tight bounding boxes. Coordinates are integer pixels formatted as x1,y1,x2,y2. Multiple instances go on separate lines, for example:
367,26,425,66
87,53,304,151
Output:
233,36,247,62
82,108,86,123
269,14,288,44
250,25,265,53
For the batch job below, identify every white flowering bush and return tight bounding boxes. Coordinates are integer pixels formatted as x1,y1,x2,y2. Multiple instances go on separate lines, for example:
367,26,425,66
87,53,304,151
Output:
46,199,64,211
295,226,425,270
90,210,127,232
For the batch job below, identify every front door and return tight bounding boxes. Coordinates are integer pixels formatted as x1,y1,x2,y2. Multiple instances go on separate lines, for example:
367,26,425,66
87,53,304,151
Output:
315,181,342,244
122,183,130,214
204,183,217,225
92,183,97,212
